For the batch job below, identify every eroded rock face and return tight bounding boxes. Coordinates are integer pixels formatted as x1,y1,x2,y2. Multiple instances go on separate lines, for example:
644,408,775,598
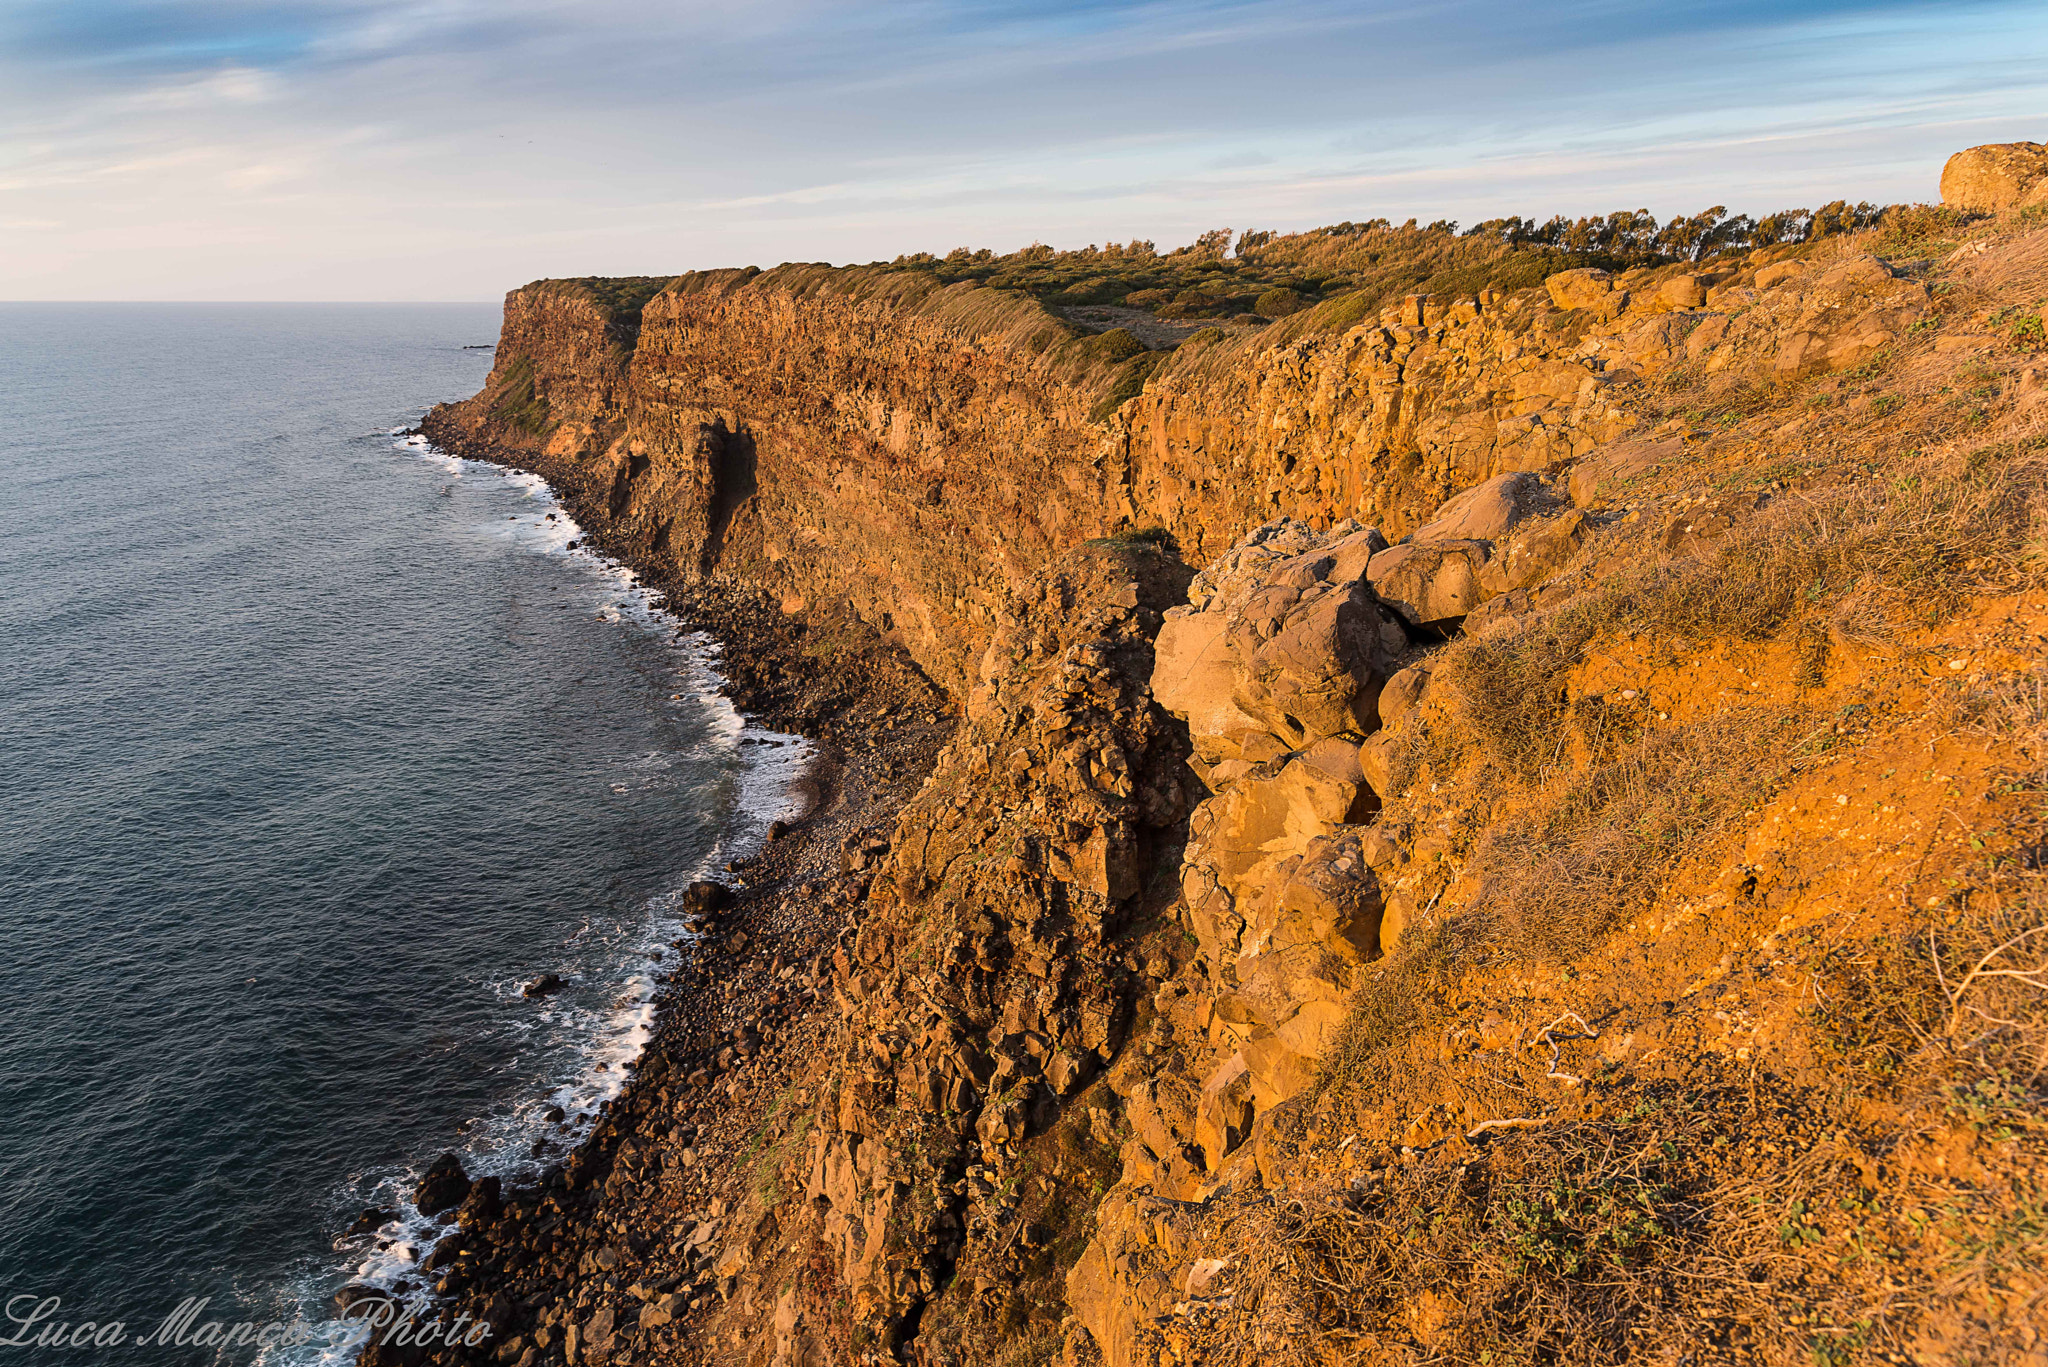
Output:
406,192,1988,1367
782,540,1199,1357
1149,522,1413,1134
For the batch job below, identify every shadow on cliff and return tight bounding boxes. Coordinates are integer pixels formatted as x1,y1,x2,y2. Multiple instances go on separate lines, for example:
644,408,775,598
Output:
703,423,757,575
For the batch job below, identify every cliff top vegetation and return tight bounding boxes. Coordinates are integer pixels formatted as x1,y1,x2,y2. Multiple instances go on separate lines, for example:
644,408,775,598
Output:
870,199,1973,330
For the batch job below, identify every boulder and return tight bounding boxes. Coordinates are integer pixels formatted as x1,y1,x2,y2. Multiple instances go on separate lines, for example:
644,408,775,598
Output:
456,1174,502,1230
1940,142,2048,212
1375,661,1432,730
1153,607,1286,766
682,880,733,913
1651,274,1708,311
1227,580,1405,747
1357,731,1400,799
1365,540,1493,625
1546,268,1616,312
1155,521,1404,760
1195,750,1377,894
1410,472,1541,544
414,1152,472,1217
1501,509,1587,589
1463,588,1533,635
345,1207,397,1237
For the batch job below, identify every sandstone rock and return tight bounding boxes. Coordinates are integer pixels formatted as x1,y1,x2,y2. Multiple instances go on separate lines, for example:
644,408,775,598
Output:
1366,539,1492,625
1501,508,1586,589
1650,274,1708,312
1410,472,1541,544
1570,436,1681,506
1546,268,1615,312
1047,1048,1092,1095
1264,825,1384,960
1191,752,1376,906
1376,661,1432,730
1463,587,1533,635
1241,1026,1321,1110
1940,141,2048,212
1152,608,1284,765
1357,731,1400,800
1770,255,1926,378
1185,1258,1231,1295
1156,520,1405,761
1754,260,1805,291
1193,1053,1254,1167
1227,579,1404,748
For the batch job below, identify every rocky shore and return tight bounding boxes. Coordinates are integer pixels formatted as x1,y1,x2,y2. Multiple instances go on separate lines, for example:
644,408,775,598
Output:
346,425,949,1367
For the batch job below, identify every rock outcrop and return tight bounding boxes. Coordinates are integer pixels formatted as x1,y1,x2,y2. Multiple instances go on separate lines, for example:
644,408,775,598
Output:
1940,139,2048,211
402,143,2048,1367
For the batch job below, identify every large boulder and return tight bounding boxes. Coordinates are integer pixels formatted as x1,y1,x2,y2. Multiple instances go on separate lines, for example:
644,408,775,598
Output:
414,1152,471,1217
1410,471,1541,544
1154,522,1405,765
1546,268,1619,313
1365,539,1493,625
1941,142,2048,212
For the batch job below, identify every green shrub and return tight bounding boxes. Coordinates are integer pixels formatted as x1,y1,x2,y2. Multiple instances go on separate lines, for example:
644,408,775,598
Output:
1254,287,1310,317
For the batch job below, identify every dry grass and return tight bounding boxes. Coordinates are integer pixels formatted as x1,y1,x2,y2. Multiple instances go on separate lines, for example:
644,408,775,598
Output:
1176,1065,1917,1367
1199,844,2048,1367
1473,711,1803,965
1425,435,2046,785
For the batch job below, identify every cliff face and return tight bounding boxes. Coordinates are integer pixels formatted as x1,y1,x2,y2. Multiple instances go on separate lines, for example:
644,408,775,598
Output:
419,155,2048,1367
428,240,1924,696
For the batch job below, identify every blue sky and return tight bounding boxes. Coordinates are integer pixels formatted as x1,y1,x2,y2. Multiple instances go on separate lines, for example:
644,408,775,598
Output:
2,0,2043,300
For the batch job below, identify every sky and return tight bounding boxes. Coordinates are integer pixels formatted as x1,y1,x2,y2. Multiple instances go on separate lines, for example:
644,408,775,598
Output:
2,0,2044,301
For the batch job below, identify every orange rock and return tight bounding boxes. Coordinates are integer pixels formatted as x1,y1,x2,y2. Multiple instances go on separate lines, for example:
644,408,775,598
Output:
1940,140,2048,211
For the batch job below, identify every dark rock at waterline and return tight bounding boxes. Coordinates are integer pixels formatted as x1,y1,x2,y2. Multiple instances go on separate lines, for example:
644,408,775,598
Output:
682,880,733,913
414,1151,472,1216
767,819,790,841
422,1232,465,1272
522,972,565,998
542,1104,566,1123
346,1206,397,1237
331,1282,386,1316
457,1175,502,1230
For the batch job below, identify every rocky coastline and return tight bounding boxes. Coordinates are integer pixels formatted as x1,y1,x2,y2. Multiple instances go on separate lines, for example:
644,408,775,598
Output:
342,418,951,1367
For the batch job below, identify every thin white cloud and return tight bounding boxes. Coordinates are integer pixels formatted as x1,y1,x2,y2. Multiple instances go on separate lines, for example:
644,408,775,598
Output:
118,64,279,110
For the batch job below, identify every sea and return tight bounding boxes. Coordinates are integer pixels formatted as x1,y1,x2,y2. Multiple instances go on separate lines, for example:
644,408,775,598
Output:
0,303,803,1361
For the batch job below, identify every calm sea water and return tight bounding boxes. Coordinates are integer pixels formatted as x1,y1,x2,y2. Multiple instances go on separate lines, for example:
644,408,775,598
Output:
0,304,799,1361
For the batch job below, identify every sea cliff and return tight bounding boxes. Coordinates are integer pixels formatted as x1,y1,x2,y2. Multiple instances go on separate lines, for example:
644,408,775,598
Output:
397,145,2048,1367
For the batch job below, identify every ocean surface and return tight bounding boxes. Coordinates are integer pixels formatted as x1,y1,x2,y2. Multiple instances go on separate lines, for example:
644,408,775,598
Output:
0,304,800,1361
